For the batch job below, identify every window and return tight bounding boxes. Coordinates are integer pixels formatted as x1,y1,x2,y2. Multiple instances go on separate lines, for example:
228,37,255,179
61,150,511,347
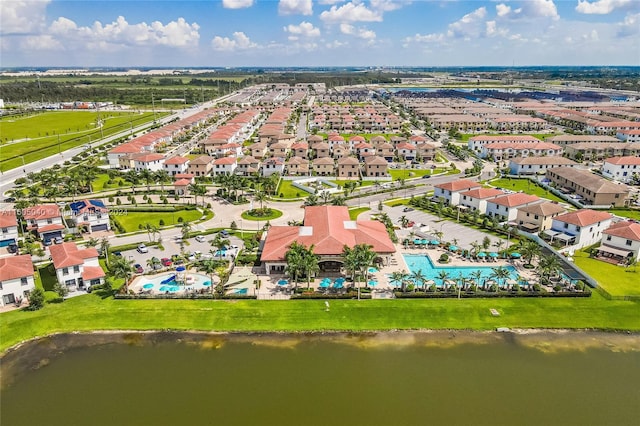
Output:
1,228,6,233
73,266,80,273
606,235,612,241
47,219,53,224
21,277,28,286
564,223,569,229
63,268,69,275
626,240,632,246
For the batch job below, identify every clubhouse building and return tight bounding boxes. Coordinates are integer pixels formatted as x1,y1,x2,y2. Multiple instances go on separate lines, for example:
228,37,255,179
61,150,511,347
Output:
260,206,396,275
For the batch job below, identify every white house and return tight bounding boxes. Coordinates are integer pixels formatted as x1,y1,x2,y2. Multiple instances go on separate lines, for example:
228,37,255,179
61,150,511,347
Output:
22,204,65,242
0,210,19,248
509,157,579,175
163,156,190,176
433,179,481,206
49,242,105,290
133,153,165,172
485,193,542,222
595,221,640,264
69,200,111,233
546,209,613,249
0,255,35,307
601,156,640,183
211,157,238,176
261,157,285,177
458,188,505,214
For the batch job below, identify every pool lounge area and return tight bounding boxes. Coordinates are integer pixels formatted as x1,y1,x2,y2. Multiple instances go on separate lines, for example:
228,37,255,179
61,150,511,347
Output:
131,272,214,295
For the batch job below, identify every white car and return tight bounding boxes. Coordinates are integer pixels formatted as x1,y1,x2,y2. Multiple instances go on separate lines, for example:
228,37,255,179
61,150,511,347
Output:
195,235,205,243
137,244,149,254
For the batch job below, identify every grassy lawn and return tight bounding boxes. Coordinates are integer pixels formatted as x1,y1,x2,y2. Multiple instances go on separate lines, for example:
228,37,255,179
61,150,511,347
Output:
114,210,203,232
92,173,130,192
331,180,375,188
609,209,640,221
277,180,307,199
348,207,370,219
241,208,283,221
573,249,640,297
389,169,445,180
487,177,567,204
1,291,639,353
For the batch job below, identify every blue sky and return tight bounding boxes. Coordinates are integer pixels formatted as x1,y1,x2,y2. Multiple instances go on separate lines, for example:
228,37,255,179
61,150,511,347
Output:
1,0,638,67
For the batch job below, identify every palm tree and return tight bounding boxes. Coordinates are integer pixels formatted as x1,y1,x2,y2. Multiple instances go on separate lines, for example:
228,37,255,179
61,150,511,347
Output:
110,256,134,294
124,170,140,195
189,183,207,207
520,239,541,267
99,238,111,267
199,259,218,297
180,221,192,241
398,215,409,228
410,269,426,291
144,222,156,242
304,193,319,206
284,241,305,288
493,239,505,257
319,190,332,205
138,169,155,193
210,233,230,261
490,266,511,290
254,190,267,211
154,170,172,195
341,245,360,288
355,243,376,289
471,270,484,290
301,244,319,290
389,270,409,291
331,195,346,206
436,270,450,290
538,254,562,284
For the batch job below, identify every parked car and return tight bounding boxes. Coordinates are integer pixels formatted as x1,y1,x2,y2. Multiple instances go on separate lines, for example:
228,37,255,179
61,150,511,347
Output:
137,243,149,254
113,251,122,258
422,174,431,179
7,243,18,254
220,230,229,237
161,257,172,267
54,236,64,244
403,207,415,212
43,239,53,246
133,264,144,274
151,257,162,270
195,235,205,243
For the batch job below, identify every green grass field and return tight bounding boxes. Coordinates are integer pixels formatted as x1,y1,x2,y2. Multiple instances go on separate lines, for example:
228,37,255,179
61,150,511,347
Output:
573,250,640,297
609,209,640,221
114,210,203,233
1,291,638,353
389,168,445,180
348,207,370,219
0,111,162,171
487,178,567,204
277,180,307,199
92,173,130,192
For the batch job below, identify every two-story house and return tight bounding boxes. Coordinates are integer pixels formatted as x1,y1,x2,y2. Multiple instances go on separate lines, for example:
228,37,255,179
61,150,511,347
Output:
363,156,388,178
458,188,505,214
0,210,19,248
163,156,190,176
286,156,309,176
485,193,543,223
434,179,481,206
516,201,567,232
133,153,165,172
69,200,111,233
312,157,335,176
212,157,238,176
595,221,640,264
291,142,309,159
601,156,640,183
187,155,215,177
236,156,260,176
50,242,105,290
337,157,360,179
546,209,613,249
0,255,35,307
22,204,65,242
261,157,285,177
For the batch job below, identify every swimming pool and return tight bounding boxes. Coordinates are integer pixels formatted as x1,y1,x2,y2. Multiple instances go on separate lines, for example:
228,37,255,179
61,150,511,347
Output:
136,272,212,293
402,254,518,286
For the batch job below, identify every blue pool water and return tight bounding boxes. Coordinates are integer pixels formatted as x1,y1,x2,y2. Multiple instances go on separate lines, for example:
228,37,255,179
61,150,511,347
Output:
143,283,154,289
232,288,248,294
402,254,518,286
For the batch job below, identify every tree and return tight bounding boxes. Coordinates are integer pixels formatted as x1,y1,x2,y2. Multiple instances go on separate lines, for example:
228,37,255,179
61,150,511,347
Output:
398,215,409,228
124,170,140,195
110,256,134,294
180,221,192,241
154,170,172,195
27,287,45,311
304,193,319,206
354,243,376,289
210,233,230,260
301,244,319,289
482,236,491,251
410,269,426,291
254,190,267,211
53,282,69,299
284,241,305,288
86,237,99,248
389,270,409,291
437,270,450,290
319,190,332,205
538,254,562,284
199,259,219,297
189,183,207,207
138,169,155,193
490,266,511,290
99,238,111,267
520,239,541,267
471,270,484,290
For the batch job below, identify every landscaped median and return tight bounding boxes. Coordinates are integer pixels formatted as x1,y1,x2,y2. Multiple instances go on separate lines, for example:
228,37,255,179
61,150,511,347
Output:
1,291,639,354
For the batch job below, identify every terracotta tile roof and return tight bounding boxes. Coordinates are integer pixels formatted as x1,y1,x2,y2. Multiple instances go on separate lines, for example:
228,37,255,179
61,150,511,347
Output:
260,206,395,262
510,157,577,165
460,188,505,199
434,179,481,192
132,153,165,163
22,204,62,220
396,142,417,150
189,155,214,165
337,157,360,165
313,157,334,165
0,255,34,281
364,156,388,165
554,209,612,227
287,156,307,165
604,156,640,166
484,142,561,150
50,242,99,269
174,179,191,186
0,210,18,228
238,156,259,165
174,173,194,180
548,168,629,194
213,157,237,165
518,201,566,216
164,156,189,165
603,221,640,241
82,266,106,281
291,142,308,149
489,193,541,207
470,135,541,142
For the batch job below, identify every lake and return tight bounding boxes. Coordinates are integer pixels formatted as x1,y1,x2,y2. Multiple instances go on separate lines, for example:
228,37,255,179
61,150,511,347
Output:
2,331,639,426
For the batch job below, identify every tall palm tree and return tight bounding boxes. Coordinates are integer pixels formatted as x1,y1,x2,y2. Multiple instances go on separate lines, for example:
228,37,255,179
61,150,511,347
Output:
199,259,219,297
138,169,155,193
180,221,192,241
319,190,332,205
471,270,484,290
124,170,140,195
154,170,172,195
99,237,111,267
410,269,426,291
493,239,505,257
254,190,267,211
490,266,511,290
436,270,450,290
210,233,230,261
538,254,562,284
304,193,319,206
188,183,207,207
110,256,134,294
389,270,409,292
341,245,360,288
355,243,376,289
301,244,319,290
520,239,541,267
398,215,409,228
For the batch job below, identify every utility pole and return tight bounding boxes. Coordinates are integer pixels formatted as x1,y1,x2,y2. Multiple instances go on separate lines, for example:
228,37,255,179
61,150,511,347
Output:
152,93,157,123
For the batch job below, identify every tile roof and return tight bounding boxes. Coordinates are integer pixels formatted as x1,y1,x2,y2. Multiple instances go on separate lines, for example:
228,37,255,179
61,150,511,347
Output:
364,156,388,165
22,204,62,220
489,193,541,207
133,153,165,163
604,156,640,166
213,157,237,165
0,210,18,228
164,156,189,165
510,157,577,165
174,179,192,186
434,179,481,192
603,221,640,241
518,201,566,216
189,155,214,165
548,168,630,194
82,266,106,281
0,255,34,281
50,242,100,269
260,206,395,262
313,157,335,165
554,209,612,227
459,188,505,199
337,157,360,165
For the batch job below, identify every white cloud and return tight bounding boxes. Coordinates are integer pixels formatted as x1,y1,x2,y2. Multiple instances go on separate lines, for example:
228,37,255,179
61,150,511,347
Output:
278,0,313,16
486,21,509,38
48,16,200,48
447,7,487,39
0,0,51,34
21,35,63,51
617,12,640,37
222,0,254,9
284,21,320,40
576,0,634,15
403,33,444,44
496,0,559,20
370,0,406,12
211,31,257,50
340,23,376,39
320,2,383,22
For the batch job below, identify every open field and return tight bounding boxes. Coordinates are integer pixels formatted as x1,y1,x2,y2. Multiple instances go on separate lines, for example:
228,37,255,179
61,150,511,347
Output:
486,177,567,204
113,210,203,233
1,291,639,353
277,180,306,199
609,209,640,221
0,111,164,171
573,249,640,297
389,168,446,180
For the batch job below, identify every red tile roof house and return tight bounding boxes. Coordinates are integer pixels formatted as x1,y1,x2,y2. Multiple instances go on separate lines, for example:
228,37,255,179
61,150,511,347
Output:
0,210,19,248
458,188,506,214
601,156,640,184
133,153,165,172
595,221,640,264
434,179,481,206
485,193,543,223
163,156,190,176
22,204,65,243
546,209,613,249
49,242,105,291
187,155,215,177
236,156,260,176
363,156,388,178
261,157,285,177
260,206,396,275
212,157,238,176
337,157,361,179
0,255,35,307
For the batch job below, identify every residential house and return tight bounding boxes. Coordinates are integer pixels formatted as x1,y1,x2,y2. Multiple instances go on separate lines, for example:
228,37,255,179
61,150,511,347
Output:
353,142,375,161
187,155,215,177
416,143,436,161
564,142,640,161
545,209,613,249
546,168,630,207
286,156,309,176
49,242,105,290
433,179,481,206
595,221,640,263
516,201,567,232
601,156,640,184
235,156,260,176
458,188,505,214
269,142,288,158
261,157,285,177
0,210,19,248
363,156,388,178
337,157,360,179
212,157,238,176
396,142,417,161
163,156,190,176
0,255,35,306
22,204,65,242
133,153,165,172
291,142,309,159
312,157,335,176
69,200,110,233
485,193,543,222
509,157,579,175
313,142,331,159
480,142,563,161
250,142,269,159
331,145,351,161
377,143,395,162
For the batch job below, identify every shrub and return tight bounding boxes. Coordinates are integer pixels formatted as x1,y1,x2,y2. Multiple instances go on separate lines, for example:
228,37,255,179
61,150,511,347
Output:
108,196,114,203
26,288,45,311
439,253,449,263
177,217,183,223
159,219,165,226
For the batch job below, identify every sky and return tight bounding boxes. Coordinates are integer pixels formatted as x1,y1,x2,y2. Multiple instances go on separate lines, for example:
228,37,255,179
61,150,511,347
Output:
1,0,639,67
